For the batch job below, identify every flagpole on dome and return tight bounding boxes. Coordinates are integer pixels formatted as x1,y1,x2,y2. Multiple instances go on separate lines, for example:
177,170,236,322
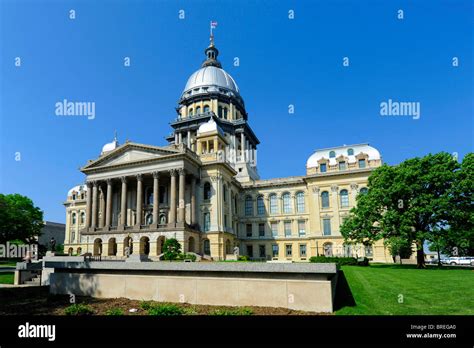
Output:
210,20,217,46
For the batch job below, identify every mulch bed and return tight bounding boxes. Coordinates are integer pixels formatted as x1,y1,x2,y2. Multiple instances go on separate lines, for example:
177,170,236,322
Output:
0,286,327,315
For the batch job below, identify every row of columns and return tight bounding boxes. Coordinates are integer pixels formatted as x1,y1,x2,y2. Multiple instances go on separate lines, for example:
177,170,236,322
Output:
85,169,197,230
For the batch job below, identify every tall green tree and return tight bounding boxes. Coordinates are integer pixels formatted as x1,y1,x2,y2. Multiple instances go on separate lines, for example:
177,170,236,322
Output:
341,152,464,268
0,194,44,244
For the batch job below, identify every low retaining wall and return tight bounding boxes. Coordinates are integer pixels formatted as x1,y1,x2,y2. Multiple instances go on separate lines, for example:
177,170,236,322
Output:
47,261,338,313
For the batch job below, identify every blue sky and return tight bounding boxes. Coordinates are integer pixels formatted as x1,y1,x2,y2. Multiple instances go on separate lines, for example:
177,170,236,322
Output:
1,0,472,222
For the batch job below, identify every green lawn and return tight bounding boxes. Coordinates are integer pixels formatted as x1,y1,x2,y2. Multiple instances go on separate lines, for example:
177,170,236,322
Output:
0,273,14,284
336,264,474,315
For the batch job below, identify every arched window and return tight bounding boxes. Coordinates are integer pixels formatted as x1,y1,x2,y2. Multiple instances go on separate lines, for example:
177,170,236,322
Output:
203,182,212,200
296,192,305,213
223,107,228,119
72,194,76,200
188,108,193,116
203,105,210,113
321,191,330,208
329,151,336,158
257,195,265,215
269,194,278,214
203,212,211,232
347,148,354,156
218,106,223,118
80,212,85,224
340,189,349,207
245,196,253,216
72,213,76,225
359,187,368,195
196,106,201,114
203,239,211,255
282,193,292,213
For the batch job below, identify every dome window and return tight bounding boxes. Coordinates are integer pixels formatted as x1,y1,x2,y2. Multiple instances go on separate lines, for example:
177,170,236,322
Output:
329,151,336,158
223,107,228,119
188,108,194,116
347,148,354,156
204,105,210,113
196,106,201,115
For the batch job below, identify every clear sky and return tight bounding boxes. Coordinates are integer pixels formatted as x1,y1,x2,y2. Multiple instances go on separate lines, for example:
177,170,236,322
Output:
0,0,472,223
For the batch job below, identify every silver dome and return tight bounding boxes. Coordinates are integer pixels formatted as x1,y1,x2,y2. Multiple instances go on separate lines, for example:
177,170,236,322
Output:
182,66,240,97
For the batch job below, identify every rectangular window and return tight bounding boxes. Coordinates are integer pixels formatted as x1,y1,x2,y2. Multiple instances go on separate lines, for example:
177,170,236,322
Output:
203,213,211,232
246,224,253,237
298,220,306,237
320,163,327,173
285,244,292,257
272,244,279,257
224,215,228,228
284,221,292,238
341,194,349,208
257,197,265,215
339,161,347,170
365,245,373,257
358,159,366,168
299,244,307,257
270,195,278,214
247,245,253,258
245,198,253,216
323,219,331,236
271,222,278,237
258,223,265,237
259,245,265,258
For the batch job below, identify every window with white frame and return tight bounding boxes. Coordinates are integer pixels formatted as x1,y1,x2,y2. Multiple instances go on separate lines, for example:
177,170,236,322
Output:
296,192,305,212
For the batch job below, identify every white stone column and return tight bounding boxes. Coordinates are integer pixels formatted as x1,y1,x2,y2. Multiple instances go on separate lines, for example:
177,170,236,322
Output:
178,169,186,223
85,181,92,228
136,174,143,227
120,177,127,227
91,181,98,228
169,169,177,224
105,179,113,227
191,176,196,226
153,172,160,224
240,133,245,162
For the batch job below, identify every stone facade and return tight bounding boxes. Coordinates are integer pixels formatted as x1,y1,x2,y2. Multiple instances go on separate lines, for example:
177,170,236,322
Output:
63,39,393,263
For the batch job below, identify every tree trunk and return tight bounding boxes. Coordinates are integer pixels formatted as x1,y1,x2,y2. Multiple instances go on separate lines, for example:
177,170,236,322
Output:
416,239,425,269
437,247,441,267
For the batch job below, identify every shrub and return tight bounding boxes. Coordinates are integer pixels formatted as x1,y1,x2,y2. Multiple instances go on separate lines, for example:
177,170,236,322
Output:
147,304,184,316
162,239,182,261
139,300,153,310
105,307,124,316
309,256,359,266
64,303,94,316
210,307,254,316
177,253,197,262
238,255,249,262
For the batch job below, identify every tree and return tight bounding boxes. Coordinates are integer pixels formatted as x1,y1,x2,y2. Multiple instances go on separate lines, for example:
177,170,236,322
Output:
386,237,413,264
341,152,463,268
162,238,181,261
0,194,44,244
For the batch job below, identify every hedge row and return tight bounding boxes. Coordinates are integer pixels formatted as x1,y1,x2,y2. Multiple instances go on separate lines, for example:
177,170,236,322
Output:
309,256,369,266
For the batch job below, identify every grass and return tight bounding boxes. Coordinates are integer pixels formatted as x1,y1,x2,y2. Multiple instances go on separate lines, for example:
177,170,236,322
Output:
336,264,474,315
0,273,14,284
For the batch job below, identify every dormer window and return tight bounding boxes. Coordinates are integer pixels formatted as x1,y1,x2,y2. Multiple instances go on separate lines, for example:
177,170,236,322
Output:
347,148,354,156
339,161,347,170
72,194,76,200
320,163,327,173
358,159,366,168
329,151,336,158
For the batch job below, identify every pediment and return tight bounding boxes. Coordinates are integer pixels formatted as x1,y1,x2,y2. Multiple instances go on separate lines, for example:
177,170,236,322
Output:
82,143,179,171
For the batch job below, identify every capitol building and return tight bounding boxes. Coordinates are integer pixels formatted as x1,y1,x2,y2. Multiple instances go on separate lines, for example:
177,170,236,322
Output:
64,38,392,263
